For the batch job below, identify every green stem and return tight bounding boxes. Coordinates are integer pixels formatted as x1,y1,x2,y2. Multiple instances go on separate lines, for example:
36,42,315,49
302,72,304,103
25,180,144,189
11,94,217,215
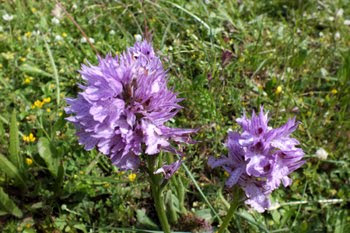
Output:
166,190,178,224
217,187,241,233
147,156,171,233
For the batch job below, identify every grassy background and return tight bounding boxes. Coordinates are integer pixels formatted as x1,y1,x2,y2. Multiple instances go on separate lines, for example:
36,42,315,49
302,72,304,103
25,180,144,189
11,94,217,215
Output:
0,0,349,232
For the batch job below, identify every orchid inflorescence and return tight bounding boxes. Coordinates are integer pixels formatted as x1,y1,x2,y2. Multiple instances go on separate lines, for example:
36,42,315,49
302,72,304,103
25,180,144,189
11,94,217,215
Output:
65,40,196,179
209,107,305,212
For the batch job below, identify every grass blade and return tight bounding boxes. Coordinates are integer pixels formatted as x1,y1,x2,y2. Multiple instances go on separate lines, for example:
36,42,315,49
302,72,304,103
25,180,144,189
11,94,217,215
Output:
0,187,23,218
163,1,211,33
0,154,26,187
181,162,222,223
9,110,22,171
44,39,60,105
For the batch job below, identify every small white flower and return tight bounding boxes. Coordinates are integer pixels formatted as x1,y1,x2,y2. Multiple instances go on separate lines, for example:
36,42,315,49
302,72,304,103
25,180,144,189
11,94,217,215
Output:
3,13,14,21
336,9,344,17
51,17,60,25
335,31,341,40
319,32,324,37
72,4,78,10
81,37,94,44
134,34,142,42
32,30,41,36
55,35,63,41
344,20,350,26
328,16,334,21
109,30,116,35
315,148,328,160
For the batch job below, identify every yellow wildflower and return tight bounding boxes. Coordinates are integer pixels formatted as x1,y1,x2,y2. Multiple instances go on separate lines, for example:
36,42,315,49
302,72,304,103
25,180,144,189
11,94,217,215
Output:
331,89,338,95
43,97,51,103
46,108,51,113
23,133,36,143
25,32,32,38
23,76,33,84
275,85,282,95
19,57,26,62
26,158,33,166
128,173,137,182
33,100,44,108
28,133,36,142
31,8,37,13
58,112,63,116
62,32,67,38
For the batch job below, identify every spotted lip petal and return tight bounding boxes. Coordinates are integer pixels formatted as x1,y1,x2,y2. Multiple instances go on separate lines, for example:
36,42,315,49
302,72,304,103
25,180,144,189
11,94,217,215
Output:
209,106,305,212
66,40,195,178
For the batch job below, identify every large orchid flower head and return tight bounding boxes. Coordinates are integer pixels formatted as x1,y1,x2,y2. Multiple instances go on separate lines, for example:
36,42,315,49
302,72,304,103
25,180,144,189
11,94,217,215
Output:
66,40,196,178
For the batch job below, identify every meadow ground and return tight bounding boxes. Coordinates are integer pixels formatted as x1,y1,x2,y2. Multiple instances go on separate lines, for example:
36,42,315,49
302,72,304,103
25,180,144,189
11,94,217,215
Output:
0,0,349,232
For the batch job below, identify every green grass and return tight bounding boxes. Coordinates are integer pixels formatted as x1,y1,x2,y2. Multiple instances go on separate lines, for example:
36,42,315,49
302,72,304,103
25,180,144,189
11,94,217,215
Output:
0,0,349,232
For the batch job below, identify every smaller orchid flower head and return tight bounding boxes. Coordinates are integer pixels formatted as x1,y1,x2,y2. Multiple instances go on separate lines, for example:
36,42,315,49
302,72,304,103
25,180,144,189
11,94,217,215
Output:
65,40,196,178
208,106,305,212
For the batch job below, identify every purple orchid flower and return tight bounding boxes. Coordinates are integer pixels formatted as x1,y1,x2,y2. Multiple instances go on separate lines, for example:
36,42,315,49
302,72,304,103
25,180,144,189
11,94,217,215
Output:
209,107,305,212
66,40,196,178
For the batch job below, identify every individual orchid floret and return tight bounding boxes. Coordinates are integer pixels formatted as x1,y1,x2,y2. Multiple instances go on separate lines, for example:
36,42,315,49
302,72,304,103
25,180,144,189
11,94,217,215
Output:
154,160,183,179
65,40,196,179
209,107,305,212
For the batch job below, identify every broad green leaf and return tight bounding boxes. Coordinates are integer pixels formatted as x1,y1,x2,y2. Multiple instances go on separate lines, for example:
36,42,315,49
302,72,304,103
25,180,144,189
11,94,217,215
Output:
0,153,26,187
9,110,22,171
73,224,87,233
19,63,52,77
54,162,65,196
195,209,213,224
0,187,23,218
236,210,269,233
136,209,159,230
37,137,58,177
52,114,66,133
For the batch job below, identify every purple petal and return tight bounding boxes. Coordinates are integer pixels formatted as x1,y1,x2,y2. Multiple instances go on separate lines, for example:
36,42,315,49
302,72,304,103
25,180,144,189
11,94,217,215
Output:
154,160,182,179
